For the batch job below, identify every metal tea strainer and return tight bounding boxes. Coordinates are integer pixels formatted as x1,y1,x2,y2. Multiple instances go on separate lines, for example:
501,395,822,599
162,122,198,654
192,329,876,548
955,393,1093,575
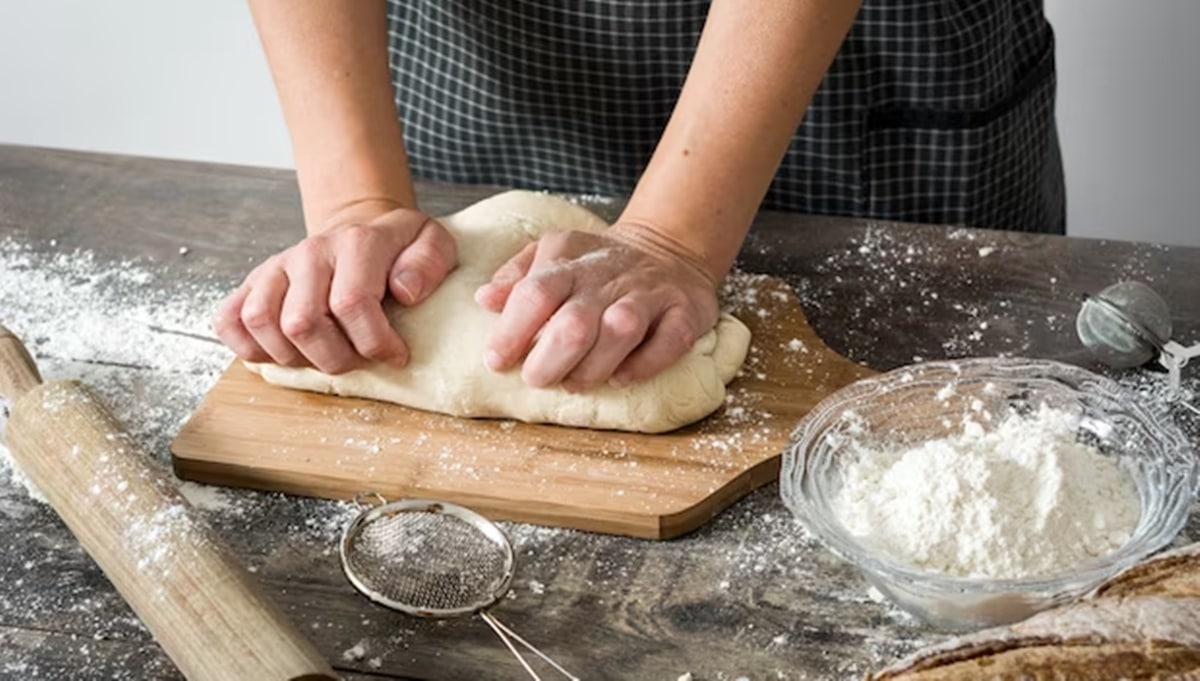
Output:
1077,280,1200,410
340,497,578,680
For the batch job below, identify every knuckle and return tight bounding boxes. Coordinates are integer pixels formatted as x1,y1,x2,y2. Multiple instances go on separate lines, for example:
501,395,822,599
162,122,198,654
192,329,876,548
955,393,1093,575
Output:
289,238,323,262
513,276,560,310
660,323,697,355
330,224,378,255
555,316,593,350
339,223,373,242
399,248,445,278
601,304,643,340
329,290,374,321
279,312,320,341
240,303,274,330
210,309,234,335
408,229,458,273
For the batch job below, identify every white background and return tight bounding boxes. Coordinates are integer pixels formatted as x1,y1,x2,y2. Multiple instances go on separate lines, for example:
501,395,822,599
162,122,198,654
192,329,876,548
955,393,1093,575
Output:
1,1,1197,246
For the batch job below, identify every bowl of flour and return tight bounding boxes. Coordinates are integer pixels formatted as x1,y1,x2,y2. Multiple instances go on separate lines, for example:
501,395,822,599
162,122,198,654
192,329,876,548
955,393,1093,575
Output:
781,358,1197,631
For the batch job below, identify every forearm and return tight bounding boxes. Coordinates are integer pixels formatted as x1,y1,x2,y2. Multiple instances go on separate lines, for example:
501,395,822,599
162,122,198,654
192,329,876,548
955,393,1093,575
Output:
248,0,415,233
622,0,861,281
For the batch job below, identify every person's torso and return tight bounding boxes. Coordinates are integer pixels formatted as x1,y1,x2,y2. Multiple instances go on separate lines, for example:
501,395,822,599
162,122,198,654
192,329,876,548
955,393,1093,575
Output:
387,0,1063,233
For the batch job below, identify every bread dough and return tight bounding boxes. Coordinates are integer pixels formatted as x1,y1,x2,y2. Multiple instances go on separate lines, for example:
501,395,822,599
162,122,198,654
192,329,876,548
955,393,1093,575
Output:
247,190,751,433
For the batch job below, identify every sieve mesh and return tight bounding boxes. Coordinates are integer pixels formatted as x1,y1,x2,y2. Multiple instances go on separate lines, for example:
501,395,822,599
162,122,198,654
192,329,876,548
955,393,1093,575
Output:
343,505,512,615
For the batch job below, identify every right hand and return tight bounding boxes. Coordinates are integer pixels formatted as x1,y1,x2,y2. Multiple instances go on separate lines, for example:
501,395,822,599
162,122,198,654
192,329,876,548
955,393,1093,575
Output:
212,206,457,374
474,221,720,392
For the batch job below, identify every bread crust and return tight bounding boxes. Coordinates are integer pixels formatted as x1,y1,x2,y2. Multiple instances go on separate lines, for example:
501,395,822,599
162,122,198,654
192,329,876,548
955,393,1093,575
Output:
871,543,1200,680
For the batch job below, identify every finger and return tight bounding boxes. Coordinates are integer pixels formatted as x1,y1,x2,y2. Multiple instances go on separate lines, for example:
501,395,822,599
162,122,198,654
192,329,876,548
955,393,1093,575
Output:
484,266,573,373
520,300,603,389
279,255,362,374
240,268,306,367
612,306,703,386
474,242,537,313
330,242,410,368
388,218,457,307
211,285,272,363
561,297,653,393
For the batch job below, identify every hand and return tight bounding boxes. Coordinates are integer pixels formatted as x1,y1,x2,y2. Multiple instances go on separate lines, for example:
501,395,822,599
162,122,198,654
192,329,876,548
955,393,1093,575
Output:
212,207,456,374
474,222,720,392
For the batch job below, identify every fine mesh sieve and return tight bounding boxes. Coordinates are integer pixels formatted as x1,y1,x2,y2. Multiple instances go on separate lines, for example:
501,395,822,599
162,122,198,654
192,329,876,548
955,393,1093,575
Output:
1077,281,1200,414
340,498,577,680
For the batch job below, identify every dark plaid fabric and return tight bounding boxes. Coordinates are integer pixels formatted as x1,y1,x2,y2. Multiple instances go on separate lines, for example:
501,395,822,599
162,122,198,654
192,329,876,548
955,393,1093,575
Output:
386,1,1064,233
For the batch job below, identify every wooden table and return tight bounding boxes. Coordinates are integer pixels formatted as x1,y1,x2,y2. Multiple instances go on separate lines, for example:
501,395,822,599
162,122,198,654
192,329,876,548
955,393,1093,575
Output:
0,144,1197,680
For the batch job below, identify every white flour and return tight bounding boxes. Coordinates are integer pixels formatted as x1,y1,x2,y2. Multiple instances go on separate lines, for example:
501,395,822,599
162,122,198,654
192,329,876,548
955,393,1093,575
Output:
835,404,1140,579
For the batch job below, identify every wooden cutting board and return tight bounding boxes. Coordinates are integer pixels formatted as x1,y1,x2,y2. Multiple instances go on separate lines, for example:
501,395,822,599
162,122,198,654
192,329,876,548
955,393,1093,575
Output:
171,275,872,539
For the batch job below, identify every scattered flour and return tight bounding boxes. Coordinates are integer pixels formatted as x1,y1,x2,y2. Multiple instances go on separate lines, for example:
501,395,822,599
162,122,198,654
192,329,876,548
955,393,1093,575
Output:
177,481,238,513
835,404,1140,579
125,504,196,575
342,641,367,661
1,226,1194,679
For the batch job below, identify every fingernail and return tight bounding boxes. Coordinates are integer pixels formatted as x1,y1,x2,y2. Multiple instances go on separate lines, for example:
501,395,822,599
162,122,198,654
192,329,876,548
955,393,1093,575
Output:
473,284,492,306
485,349,505,372
394,271,424,304
610,371,632,388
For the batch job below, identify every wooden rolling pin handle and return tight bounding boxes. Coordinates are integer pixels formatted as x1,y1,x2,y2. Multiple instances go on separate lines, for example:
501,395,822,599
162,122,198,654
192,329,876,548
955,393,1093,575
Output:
0,325,337,681
0,323,42,401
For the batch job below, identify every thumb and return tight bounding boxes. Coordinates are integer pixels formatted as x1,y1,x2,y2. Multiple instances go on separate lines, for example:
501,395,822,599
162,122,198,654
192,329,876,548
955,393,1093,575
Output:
388,218,458,306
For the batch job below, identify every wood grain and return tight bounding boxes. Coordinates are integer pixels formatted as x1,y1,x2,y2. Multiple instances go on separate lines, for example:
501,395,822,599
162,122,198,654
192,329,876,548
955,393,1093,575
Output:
2,322,336,680
3,145,1199,679
5,380,338,681
0,324,42,401
171,275,872,539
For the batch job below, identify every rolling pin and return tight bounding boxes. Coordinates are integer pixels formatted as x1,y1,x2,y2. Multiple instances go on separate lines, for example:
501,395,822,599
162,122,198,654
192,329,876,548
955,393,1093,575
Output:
0,325,337,681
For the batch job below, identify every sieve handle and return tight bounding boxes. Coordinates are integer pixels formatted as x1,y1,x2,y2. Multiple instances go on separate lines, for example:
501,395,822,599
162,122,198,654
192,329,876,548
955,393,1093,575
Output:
479,611,579,681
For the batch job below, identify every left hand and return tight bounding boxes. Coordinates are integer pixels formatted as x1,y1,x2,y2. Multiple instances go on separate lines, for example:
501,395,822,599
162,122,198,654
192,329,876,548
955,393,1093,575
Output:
474,223,720,392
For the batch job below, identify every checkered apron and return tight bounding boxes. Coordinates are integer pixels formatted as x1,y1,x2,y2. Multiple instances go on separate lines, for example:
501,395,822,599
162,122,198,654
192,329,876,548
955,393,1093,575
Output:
387,1,1064,234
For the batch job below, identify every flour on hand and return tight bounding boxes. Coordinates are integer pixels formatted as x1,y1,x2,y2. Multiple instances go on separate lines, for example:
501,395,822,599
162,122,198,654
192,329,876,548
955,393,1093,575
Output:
249,191,751,433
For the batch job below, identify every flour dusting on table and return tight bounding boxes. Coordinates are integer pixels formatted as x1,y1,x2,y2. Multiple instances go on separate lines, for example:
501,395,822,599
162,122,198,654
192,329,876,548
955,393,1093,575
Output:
780,223,1176,367
1,233,1198,680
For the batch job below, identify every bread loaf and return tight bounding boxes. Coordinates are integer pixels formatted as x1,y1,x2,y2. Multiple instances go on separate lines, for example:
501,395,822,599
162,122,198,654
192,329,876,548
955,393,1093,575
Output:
870,542,1200,680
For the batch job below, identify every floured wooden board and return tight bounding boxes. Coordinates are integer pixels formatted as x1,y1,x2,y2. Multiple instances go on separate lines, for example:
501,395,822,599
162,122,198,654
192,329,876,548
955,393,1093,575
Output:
171,275,873,539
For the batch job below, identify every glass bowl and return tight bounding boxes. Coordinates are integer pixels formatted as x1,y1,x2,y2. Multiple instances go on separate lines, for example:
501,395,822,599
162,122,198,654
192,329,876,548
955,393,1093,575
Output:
781,357,1197,631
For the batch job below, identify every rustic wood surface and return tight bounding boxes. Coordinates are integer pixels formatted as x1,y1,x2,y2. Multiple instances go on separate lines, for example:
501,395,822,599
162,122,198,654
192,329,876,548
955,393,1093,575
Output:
1,144,1198,680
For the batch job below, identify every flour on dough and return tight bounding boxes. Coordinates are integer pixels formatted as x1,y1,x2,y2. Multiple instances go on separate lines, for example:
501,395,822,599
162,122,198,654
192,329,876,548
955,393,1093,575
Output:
248,190,751,433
